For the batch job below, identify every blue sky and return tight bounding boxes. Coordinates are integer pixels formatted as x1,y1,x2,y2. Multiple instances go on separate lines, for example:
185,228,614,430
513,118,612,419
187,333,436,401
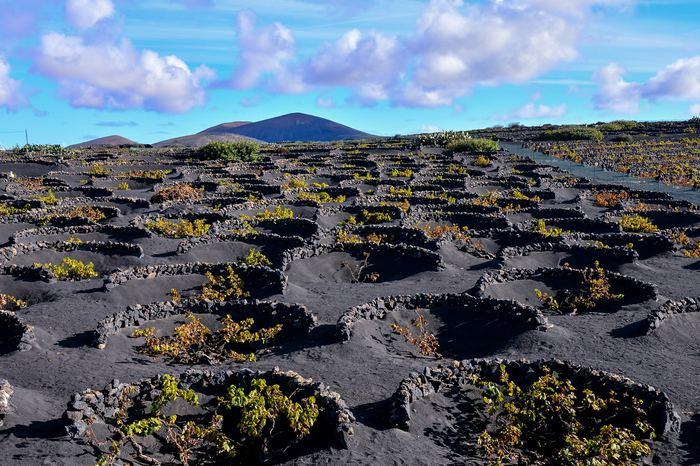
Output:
0,0,699,147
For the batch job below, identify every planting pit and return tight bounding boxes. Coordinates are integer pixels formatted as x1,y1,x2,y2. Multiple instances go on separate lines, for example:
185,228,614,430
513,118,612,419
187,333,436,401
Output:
337,293,547,360
389,359,680,465
64,369,353,465
474,267,656,314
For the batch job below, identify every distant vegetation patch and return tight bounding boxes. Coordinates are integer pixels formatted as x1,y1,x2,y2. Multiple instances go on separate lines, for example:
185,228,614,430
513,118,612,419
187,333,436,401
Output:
197,141,262,163
447,138,500,154
598,120,639,132
415,131,499,153
146,218,211,238
537,127,604,142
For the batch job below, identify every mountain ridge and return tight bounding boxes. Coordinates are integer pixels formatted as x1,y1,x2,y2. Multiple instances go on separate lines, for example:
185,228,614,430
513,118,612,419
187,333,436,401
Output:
68,135,140,149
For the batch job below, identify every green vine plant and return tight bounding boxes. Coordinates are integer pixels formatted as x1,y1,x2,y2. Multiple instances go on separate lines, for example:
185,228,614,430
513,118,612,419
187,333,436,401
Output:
145,218,211,238
619,214,659,233
40,205,107,225
470,365,655,466
360,209,394,224
132,313,283,364
199,266,250,302
239,249,272,267
34,257,99,280
532,219,568,238
0,293,28,311
297,191,346,204
90,374,319,466
534,262,624,314
669,231,700,258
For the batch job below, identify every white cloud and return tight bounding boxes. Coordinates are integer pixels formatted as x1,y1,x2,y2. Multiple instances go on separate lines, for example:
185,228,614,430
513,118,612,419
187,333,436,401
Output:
407,0,579,96
230,10,295,90
236,0,621,107
393,82,455,108
592,63,640,114
421,124,442,133
505,101,567,120
35,33,215,113
0,56,27,111
65,0,115,30
690,104,700,116
303,29,405,104
642,56,700,101
593,56,700,115
316,96,336,108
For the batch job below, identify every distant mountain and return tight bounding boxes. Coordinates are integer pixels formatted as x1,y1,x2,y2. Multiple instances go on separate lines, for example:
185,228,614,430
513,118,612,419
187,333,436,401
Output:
216,113,374,143
200,121,252,134
69,135,139,149
154,132,258,148
153,121,258,147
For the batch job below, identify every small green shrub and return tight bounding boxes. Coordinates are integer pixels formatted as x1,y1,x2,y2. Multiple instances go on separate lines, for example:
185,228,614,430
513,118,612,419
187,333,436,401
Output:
86,163,112,176
197,141,262,162
472,365,654,466
249,206,294,221
534,262,624,314
0,293,27,311
200,266,249,302
390,168,413,177
0,203,27,216
599,120,638,132
219,377,319,442
472,155,492,167
298,191,346,203
119,169,171,181
387,186,412,197
620,214,659,233
447,138,499,153
360,210,394,224
135,313,282,364
533,219,567,237
281,175,308,191
35,190,58,205
35,257,99,280
145,218,211,238
538,126,604,141
240,249,271,267
93,374,320,465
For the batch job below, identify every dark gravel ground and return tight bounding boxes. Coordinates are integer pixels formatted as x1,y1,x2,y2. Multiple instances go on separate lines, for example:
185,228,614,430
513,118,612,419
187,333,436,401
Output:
0,144,698,466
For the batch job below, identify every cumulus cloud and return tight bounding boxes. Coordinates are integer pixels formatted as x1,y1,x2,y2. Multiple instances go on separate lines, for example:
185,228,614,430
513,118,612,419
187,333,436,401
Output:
303,29,404,104
592,63,640,114
0,56,27,111
234,0,622,107
35,33,215,113
316,96,336,108
642,56,700,101
593,56,700,115
65,0,115,30
229,10,295,90
421,124,442,133
401,0,580,105
505,101,567,120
